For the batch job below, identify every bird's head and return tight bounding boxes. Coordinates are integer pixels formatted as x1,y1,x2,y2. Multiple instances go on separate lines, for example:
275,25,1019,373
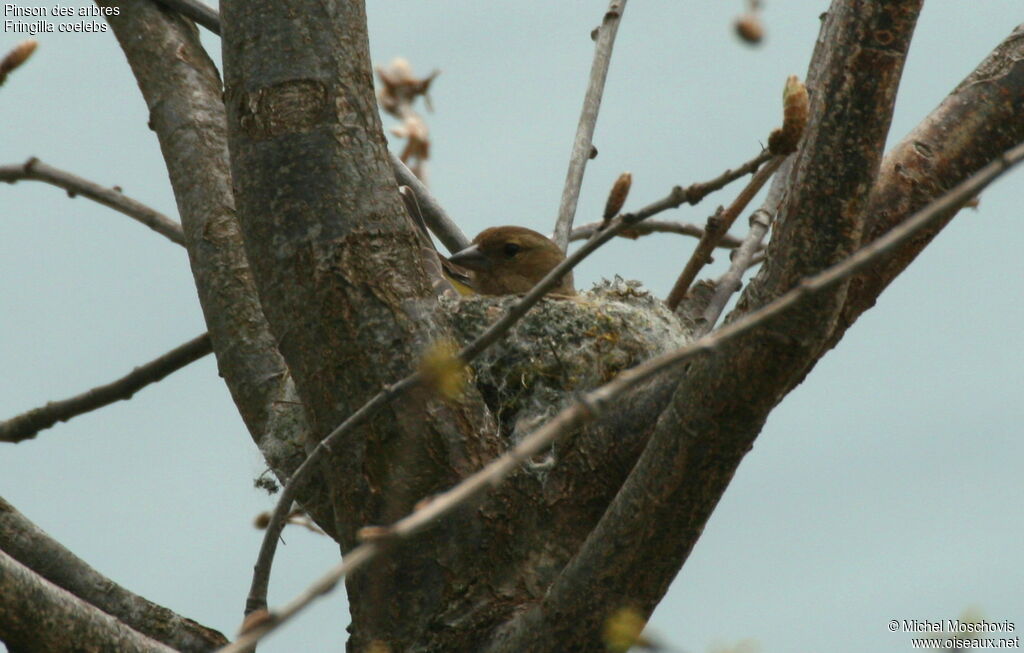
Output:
448,226,575,296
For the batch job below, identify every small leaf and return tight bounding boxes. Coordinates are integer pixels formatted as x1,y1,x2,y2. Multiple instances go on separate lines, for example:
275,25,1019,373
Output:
603,606,647,652
419,339,468,400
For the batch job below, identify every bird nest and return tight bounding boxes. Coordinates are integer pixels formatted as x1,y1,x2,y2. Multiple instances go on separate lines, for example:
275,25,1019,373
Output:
440,277,691,449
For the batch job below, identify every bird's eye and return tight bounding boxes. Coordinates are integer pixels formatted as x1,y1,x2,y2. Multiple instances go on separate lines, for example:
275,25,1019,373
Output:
503,242,522,257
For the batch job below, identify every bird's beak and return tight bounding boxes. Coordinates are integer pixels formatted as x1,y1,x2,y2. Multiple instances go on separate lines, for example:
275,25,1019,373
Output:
448,244,492,270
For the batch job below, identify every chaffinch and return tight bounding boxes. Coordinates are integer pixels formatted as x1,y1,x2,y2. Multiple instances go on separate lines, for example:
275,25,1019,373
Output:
399,188,573,297
447,226,575,297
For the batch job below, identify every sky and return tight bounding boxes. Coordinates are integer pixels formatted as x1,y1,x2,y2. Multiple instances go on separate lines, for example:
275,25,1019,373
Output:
1,2,1022,652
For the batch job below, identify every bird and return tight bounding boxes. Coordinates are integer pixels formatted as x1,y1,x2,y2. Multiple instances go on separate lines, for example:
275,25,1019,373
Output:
398,187,573,297
447,226,575,297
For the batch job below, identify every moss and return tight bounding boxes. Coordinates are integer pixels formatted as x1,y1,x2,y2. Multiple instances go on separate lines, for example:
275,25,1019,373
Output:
441,277,691,450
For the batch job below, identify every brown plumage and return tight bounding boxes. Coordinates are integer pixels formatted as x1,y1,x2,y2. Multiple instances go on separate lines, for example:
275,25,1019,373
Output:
447,226,575,296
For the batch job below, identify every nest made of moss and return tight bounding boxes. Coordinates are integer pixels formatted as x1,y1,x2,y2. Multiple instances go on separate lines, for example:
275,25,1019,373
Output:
440,277,691,449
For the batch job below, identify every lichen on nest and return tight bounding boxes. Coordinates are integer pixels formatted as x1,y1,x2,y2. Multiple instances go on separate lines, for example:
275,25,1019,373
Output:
440,276,691,450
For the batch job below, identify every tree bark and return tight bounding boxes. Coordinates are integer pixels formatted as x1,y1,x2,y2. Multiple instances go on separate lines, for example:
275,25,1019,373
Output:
0,550,179,653
220,1,504,648
99,0,336,533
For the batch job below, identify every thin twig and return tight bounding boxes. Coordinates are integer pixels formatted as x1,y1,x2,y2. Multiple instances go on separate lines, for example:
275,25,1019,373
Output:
700,213,771,335
699,161,791,333
151,0,221,34
552,0,628,251
0,160,219,441
0,158,185,246
0,165,458,451
0,549,181,653
0,334,212,443
665,155,785,310
567,147,775,248
390,152,469,253
219,136,1024,653
673,148,774,206
569,219,748,249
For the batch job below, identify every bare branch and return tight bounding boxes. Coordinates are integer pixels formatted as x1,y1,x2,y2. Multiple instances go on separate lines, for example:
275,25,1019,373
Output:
699,160,791,333
390,151,469,253
495,5,925,647
552,0,628,250
665,155,785,310
566,147,775,249
0,549,181,652
223,137,1024,653
674,148,774,205
700,215,772,334
0,158,216,443
740,3,922,315
0,496,227,651
569,218,747,248
0,158,185,246
0,334,211,444
150,0,220,34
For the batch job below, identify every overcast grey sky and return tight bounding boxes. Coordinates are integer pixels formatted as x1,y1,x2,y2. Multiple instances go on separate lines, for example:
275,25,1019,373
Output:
2,2,1022,652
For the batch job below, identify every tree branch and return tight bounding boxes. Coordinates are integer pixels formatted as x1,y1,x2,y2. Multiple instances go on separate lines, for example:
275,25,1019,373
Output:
552,0,628,250
665,155,785,310
0,333,211,443
223,135,1024,653
699,159,791,334
150,0,220,34
700,212,772,333
0,496,227,651
829,23,1024,351
0,550,182,653
0,157,185,246
565,147,775,250
568,218,747,248
0,548,184,652
100,1,325,527
390,151,469,252
739,3,922,314
0,156,222,443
